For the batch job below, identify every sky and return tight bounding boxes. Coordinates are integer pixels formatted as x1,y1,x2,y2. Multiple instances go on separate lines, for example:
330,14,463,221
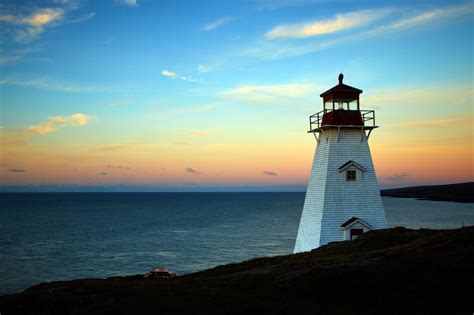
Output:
0,0,473,192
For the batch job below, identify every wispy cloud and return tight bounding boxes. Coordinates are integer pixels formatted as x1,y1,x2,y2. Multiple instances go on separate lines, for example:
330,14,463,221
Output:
197,64,217,73
365,84,473,109
116,0,138,7
382,172,410,182
0,40,47,64
185,167,201,174
68,12,95,24
94,142,160,152
103,37,114,46
1,113,93,145
27,113,91,136
161,69,177,78
0,8,64,42
100,172,108,176
0,55,23,64
0,46,44,65
0,8,64,27
241,2,473,61
223,83,318,105
361,2,474,38
181,76,201,83
8,168,26,173
95,144,131,152
241,40,325,60
0,78,108,93
107,164,131,170
22,8,64,26
266,9,391,39
51,0,81,10
202,16,233,31
263,170,278,176
387,11,441,30
161,69,202,83
0,3,94,43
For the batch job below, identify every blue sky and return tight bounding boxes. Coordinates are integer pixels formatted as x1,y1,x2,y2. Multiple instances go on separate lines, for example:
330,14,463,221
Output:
0,0,473,191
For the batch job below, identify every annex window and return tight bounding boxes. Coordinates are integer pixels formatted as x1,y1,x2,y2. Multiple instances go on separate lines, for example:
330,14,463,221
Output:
346,170,357,181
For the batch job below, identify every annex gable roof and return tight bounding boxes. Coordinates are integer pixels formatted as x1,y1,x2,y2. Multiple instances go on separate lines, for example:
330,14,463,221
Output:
340,217,372,230
338,160,366,173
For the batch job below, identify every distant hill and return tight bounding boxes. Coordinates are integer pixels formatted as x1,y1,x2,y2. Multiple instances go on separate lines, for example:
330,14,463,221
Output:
381,182,474,203
1,227,473,314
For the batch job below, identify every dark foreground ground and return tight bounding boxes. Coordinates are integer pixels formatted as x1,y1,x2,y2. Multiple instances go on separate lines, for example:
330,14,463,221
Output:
381,182,474,202
1,227,473,315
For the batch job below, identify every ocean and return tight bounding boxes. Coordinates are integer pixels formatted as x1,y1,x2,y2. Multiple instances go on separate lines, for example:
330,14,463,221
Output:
1,192,473,294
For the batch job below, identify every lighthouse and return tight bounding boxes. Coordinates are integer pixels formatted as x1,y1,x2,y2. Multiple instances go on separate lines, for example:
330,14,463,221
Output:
294,74,388,253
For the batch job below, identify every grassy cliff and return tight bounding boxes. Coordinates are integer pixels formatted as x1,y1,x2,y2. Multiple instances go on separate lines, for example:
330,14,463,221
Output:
1,226,473,314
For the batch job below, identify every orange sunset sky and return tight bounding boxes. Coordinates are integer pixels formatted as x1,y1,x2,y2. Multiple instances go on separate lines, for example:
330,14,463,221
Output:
0,0,473,191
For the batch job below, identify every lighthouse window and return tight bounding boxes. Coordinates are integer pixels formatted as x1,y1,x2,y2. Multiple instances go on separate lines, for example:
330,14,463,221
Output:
346,170,357,181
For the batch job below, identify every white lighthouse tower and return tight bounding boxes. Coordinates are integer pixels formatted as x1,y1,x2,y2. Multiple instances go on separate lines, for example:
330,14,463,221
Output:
294,74,388,253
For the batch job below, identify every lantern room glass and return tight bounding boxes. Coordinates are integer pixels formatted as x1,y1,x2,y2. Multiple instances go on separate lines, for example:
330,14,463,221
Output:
323,99,359,112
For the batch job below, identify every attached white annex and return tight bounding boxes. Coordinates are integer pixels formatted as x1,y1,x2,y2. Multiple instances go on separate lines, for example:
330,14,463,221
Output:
294,74,388,253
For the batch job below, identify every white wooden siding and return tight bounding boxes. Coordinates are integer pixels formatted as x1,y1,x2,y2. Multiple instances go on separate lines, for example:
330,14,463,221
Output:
294,128,388,253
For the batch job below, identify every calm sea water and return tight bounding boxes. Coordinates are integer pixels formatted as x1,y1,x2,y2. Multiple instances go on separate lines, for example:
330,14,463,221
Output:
1,193,473,294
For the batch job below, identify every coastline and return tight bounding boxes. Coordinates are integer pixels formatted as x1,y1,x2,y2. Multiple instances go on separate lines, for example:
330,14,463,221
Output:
381,195,473,203
381,182,474,203
1,226,473,314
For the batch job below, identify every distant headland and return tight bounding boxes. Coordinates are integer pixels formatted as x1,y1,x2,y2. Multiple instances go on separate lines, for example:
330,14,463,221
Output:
381,182,474,203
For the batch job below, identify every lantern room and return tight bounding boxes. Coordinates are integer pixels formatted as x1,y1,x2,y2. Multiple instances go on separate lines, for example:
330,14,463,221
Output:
308,73,376,133
320,73,362,112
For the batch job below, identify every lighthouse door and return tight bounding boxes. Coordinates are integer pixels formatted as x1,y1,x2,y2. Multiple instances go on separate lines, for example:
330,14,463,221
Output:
350,228,363,240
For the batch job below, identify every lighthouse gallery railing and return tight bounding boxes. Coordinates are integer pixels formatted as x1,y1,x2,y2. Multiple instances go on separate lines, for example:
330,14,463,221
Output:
309,109,376,131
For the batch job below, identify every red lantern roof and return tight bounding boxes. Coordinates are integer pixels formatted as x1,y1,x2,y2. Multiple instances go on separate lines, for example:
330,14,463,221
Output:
320,73,363,102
